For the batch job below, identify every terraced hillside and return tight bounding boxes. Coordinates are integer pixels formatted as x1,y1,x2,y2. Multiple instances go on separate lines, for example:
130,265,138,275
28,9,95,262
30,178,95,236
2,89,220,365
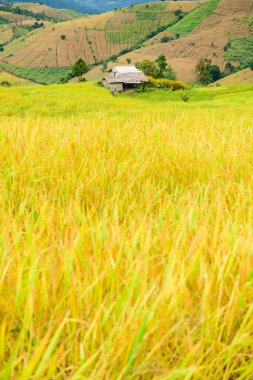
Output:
0,2,200,69
0,12,43,46
116,0,253,81
215,67,253,85
0,67,36,85
0,10,33,24
0,2,86,60
13,2,81,21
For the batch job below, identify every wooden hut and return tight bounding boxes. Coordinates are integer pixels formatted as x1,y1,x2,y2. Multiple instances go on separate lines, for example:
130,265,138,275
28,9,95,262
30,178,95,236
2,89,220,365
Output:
103,66,148,93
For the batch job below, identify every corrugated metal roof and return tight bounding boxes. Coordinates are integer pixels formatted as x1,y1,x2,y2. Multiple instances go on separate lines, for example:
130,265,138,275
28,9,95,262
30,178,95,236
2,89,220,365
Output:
112,66,141,74
104,70,148,85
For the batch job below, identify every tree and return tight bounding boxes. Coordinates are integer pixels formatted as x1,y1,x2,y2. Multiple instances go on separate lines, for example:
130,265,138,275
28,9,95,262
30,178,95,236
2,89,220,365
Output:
126,58,131,64
72,59,89,81
161,35,173,43
156,54,168,78
195,58,212,85
109,55,118,62
174,9,184,19
209,65,222,82
102,61,108,72
163,66,177,80
224,62,235,74
137,60,158,78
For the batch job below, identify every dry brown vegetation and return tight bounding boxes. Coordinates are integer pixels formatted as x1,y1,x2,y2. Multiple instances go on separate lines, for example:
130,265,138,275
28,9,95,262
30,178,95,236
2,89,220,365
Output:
117,0,253,82
13,2,74,21
0,2,199,69
214,67,253,85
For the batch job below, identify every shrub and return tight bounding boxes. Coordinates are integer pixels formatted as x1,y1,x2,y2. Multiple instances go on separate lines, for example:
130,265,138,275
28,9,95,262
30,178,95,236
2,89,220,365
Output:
137,60,158,78
163,66,177,80
72,59,89,80
209,65,222,81
0,81,11,87
181,94,190,102
109,55,118,63
147,76,187,91
161,36,173,43
195,58,212,85
78,77,87,83
60,77,68,84
224,62,235,74
60,35,66,40
96,80,103,87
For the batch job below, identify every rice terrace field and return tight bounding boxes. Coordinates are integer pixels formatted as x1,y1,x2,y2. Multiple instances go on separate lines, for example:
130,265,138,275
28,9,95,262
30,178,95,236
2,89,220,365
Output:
0,82,253,379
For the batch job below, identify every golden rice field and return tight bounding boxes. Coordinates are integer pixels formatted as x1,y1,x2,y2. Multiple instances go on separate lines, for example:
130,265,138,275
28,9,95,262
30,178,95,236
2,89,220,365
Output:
0,83,253,379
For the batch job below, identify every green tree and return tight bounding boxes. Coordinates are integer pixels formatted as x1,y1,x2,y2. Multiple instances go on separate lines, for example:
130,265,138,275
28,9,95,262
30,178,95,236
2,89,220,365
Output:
102,61,108,72
209,65,222,82
137,60,158,78
110,55,118,63
161,35,173,43
163,66,177,80
174,9,184,19
156,54,168,78
224,62,235,74
195,58,212,85
72,59,89,81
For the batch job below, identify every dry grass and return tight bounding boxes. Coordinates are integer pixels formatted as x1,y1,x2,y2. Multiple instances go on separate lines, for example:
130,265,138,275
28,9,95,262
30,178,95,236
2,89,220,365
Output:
215,68,253,85
13,2,72,21
117,0,253,82
0,83,253,379
0,70,36,85
0,1,199,69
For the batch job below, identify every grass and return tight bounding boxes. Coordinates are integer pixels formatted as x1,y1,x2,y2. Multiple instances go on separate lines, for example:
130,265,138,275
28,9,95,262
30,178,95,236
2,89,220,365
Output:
107,3,176,45
0,63,71,84
225,38,253,66
0,15,8,24
12,25,31,40
0,82,253,379
168,0,221,36
125,3,167,13
59,9,85,19
0,70,36,86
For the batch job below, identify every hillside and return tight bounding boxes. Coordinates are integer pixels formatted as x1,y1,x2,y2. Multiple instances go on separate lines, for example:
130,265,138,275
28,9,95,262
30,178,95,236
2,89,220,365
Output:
0,0,252,84
13,0,204,13
0,2,86,60
0,2,200,70
0,67,36,85
215,67,253,85
13,2,83,21
115,0,253,81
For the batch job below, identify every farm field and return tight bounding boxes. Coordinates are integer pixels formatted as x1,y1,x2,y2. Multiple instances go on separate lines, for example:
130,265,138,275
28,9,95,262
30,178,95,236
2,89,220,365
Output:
215,67,253,85
0,69,36,85
0,82,253,379
0,63,71,84
117,0,253,82
0,1,200,68
13,2,75,21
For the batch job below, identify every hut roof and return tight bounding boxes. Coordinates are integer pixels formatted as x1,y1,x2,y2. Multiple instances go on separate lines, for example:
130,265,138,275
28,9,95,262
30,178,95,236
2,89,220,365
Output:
104,66,148,84
112,66,141,74
105,74,147,84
